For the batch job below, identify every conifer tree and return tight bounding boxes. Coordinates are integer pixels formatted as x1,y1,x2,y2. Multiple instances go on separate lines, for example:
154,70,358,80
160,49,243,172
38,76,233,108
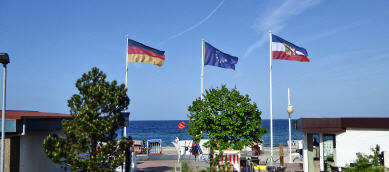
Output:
43,67,130,172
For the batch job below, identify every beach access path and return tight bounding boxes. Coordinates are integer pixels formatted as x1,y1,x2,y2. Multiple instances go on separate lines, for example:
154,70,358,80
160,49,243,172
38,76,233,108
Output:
136,160,176,172
136,146,209,171
136,160,209,172
136,146,303,171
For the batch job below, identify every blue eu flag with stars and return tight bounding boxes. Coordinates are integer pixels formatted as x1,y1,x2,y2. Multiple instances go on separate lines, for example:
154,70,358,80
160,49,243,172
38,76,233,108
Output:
204,41,238,70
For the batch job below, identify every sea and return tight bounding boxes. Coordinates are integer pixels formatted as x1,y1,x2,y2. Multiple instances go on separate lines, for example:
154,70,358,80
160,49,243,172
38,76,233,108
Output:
124,119,302,147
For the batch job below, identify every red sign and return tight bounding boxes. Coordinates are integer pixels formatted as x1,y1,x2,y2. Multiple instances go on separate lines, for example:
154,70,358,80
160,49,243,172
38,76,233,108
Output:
178,121,186,130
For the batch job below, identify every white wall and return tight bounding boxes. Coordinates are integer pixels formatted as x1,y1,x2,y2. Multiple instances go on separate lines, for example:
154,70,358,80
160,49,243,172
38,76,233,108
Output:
19,131,66,172
336,128,389,167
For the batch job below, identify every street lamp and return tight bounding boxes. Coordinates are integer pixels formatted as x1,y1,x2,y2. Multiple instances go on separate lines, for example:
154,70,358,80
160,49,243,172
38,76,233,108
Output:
120,112,130,172
0,53,9,172
287,88,294,163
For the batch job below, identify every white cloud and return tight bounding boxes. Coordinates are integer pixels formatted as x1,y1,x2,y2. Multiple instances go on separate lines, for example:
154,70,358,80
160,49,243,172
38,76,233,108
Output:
245,0,321,57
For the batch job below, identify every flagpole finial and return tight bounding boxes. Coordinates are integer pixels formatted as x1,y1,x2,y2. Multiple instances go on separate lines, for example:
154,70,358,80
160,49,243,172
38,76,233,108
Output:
269,30,272,34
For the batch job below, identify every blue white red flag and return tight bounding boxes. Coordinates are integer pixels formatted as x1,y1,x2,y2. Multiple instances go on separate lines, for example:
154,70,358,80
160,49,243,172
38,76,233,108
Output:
204,41,239,70
272,34,310,62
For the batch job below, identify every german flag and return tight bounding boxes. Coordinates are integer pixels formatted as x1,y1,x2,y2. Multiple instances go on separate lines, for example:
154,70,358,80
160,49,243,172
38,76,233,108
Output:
127,39,165,66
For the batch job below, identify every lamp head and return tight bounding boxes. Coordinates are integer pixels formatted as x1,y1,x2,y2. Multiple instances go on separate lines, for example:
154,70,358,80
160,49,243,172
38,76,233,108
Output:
287,105,294,115
0,53,10,65
120,112,130,127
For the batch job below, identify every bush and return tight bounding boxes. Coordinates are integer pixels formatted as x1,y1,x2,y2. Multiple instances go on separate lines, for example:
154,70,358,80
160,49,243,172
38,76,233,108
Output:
342,144,386,172
181,162,193,172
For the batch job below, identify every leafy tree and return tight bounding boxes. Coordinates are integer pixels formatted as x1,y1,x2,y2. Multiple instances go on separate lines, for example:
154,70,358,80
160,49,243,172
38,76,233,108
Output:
187,85,267,167
43,67,131,172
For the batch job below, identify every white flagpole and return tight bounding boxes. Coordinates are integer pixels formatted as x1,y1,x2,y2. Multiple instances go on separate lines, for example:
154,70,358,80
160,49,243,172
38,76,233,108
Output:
201,38,205,100
125,35,128,90
288,88,291,106
124,35,128,138
288,88,292,163
269,30,274,164
123,35,129,172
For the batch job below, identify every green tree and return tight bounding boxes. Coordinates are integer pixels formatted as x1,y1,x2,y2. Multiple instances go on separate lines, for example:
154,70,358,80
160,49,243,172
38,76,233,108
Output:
187,85,267,167
43,67,131,172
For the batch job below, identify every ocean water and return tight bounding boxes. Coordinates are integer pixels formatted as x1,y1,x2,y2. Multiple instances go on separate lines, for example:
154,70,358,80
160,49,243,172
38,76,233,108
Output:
125,119,302,147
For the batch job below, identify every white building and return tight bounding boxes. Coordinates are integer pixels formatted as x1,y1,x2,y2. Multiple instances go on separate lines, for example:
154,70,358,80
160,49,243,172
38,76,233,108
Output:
296,117,389,172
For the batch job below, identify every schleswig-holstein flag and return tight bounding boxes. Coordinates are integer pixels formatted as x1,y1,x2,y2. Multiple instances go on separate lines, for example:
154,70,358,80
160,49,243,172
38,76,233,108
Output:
204,41,239,70
127,39,165,66
271,34,309,62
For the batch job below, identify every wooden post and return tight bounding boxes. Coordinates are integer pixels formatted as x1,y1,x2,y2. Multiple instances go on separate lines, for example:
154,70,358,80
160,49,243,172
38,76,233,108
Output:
280,144,284,166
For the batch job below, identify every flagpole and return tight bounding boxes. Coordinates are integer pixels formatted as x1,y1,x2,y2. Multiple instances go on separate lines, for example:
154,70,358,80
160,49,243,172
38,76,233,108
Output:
123,35,129,172
122,34,131,172
269,30,274,164
124,34,128,138
125,35,128,89
201,38,204,100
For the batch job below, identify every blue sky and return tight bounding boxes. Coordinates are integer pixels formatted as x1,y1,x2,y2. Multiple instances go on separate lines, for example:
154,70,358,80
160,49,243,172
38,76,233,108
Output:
1,0,388,120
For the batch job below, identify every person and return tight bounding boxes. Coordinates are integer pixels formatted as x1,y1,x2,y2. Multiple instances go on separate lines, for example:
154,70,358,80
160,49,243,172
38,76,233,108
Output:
190,143,203,160
252,142,261,156
142,140,146,154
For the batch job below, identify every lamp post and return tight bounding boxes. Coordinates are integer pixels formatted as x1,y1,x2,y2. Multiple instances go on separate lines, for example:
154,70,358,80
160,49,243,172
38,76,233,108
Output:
0,53,9,172
287,88,294,163
120,112,130,172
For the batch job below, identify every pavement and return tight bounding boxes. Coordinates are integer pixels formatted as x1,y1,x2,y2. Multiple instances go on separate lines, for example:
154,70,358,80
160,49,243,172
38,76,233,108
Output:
135,146,303,172
136,160,176,172
136,160,209,172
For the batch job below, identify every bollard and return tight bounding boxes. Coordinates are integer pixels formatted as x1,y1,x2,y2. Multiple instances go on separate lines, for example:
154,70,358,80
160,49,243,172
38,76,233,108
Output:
280,144,284,167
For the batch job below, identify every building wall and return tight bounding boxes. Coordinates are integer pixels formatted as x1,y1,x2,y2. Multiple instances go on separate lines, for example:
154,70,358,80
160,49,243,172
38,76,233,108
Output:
335,128,389,167
19,131,66,172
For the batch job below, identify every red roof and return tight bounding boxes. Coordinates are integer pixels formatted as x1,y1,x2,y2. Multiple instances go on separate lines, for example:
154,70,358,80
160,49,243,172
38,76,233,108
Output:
0,110,71,120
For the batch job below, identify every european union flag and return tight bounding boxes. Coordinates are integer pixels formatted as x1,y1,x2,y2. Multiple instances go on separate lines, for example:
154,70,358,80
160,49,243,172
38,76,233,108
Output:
204,42,238,70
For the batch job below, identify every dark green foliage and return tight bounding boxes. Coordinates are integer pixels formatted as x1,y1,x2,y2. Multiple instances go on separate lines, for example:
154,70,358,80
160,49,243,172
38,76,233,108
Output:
187,85,267,167
353,153,373,170
343,144,386,172
369,144,384,166
43,67,131,172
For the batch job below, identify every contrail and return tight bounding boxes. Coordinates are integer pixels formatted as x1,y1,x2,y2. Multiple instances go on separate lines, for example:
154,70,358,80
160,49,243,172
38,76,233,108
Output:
157,0,225,46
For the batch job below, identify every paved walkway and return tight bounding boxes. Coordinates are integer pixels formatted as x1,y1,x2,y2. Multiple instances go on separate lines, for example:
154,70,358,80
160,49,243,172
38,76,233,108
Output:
136,160,209,172
136,160,176,172
135,147,303,172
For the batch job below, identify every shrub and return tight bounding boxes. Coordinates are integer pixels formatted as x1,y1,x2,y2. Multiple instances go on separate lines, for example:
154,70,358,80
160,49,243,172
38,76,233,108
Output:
342,144,385,172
